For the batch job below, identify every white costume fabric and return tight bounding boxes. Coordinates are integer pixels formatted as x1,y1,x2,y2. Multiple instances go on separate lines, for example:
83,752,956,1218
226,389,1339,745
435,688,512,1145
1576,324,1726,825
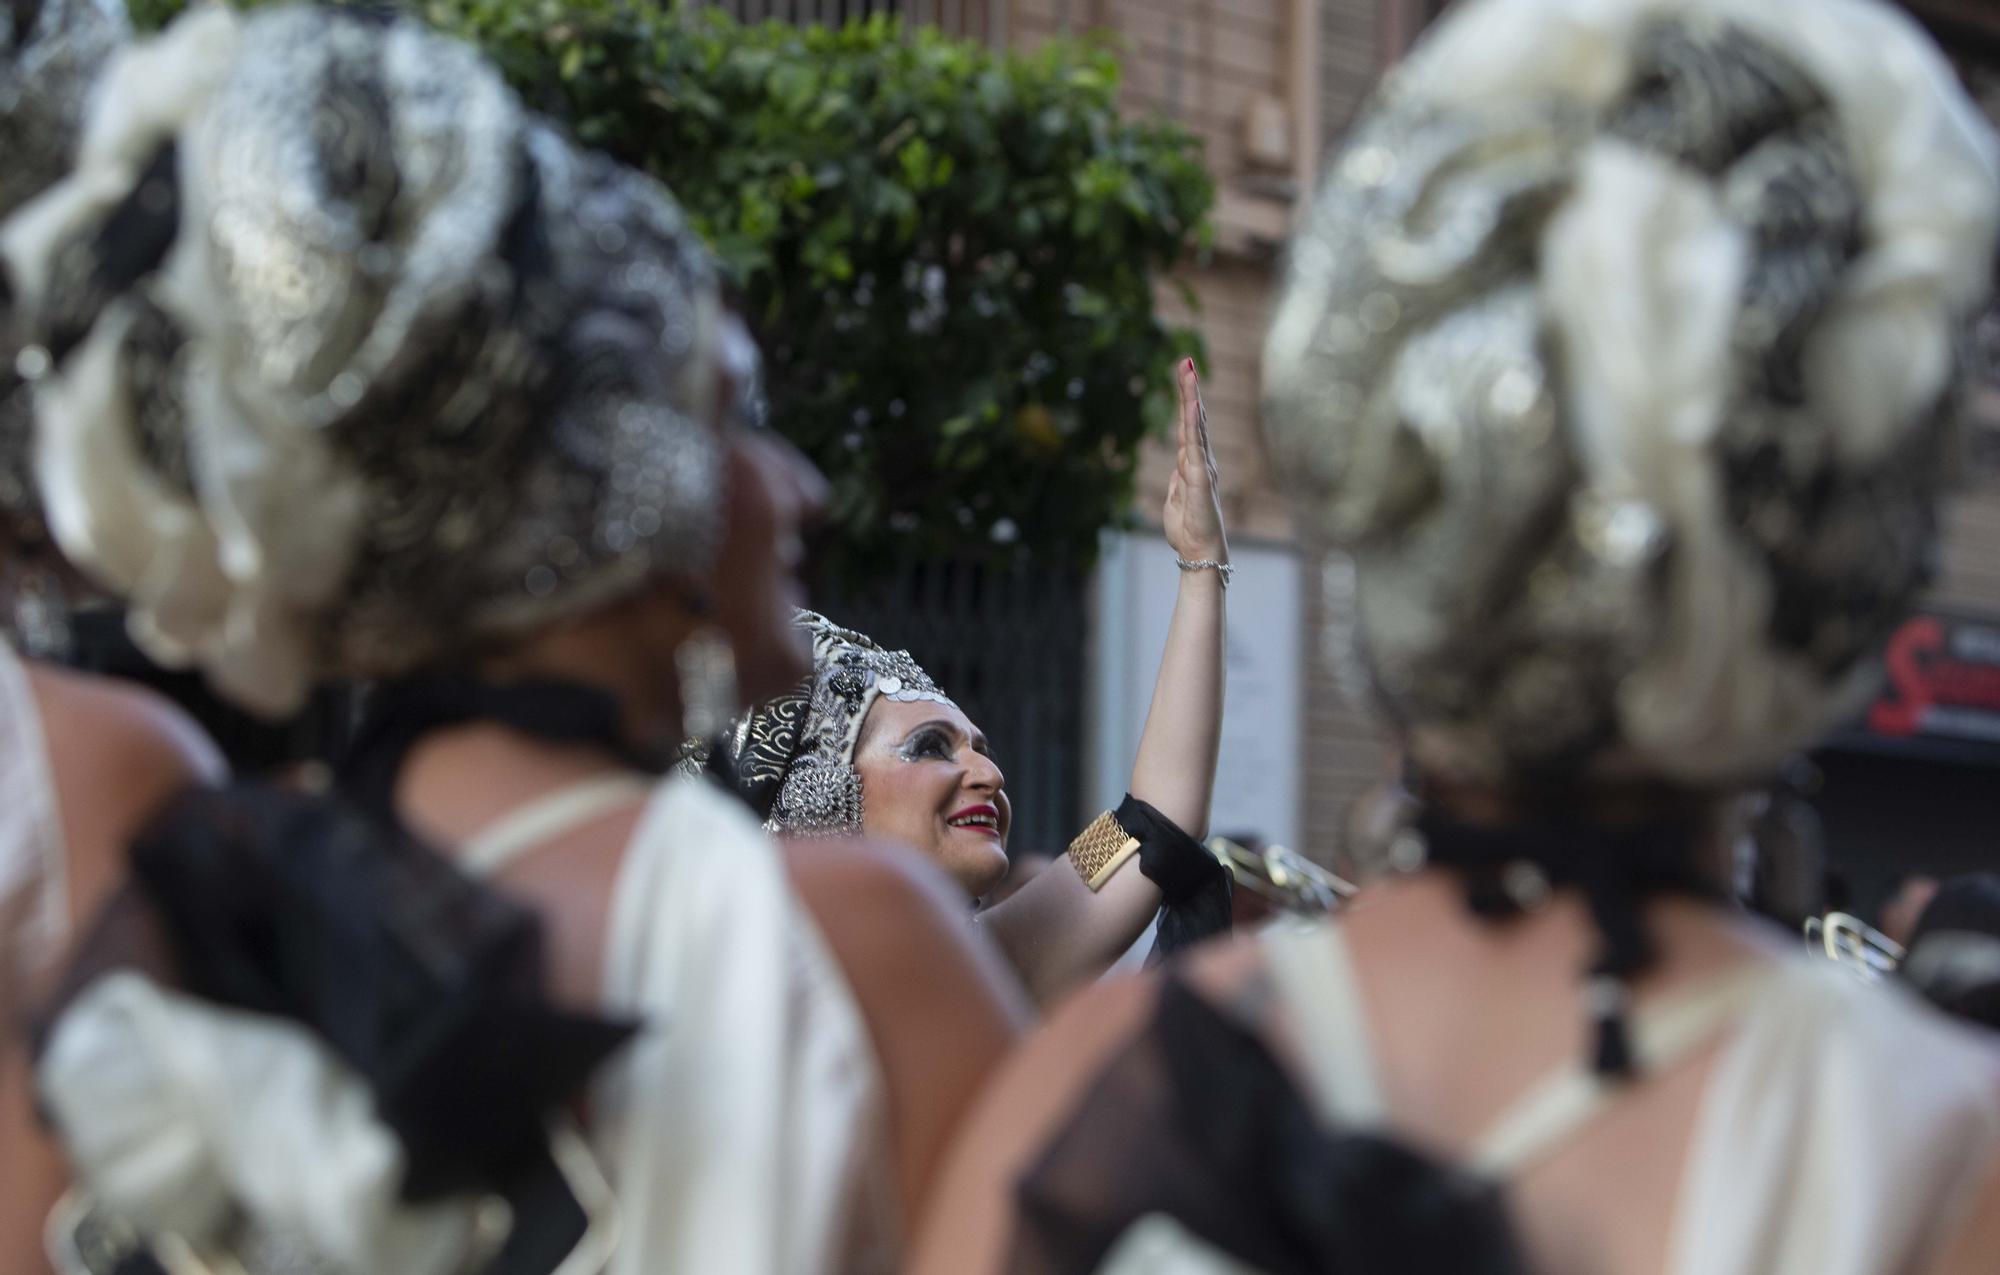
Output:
40,974,489,1274
1260,919,2000,1275
472,772,899,1275
39,772,898,1275
1662,960,2000,1273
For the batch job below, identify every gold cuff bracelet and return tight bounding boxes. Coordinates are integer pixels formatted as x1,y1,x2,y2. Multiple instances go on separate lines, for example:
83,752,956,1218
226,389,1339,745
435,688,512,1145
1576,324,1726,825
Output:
1067,809,1141,891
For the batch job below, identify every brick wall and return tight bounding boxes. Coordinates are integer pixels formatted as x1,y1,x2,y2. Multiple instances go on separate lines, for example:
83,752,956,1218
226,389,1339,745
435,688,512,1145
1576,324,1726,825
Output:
1011,0,1298,545
1145,261,1292,540
1017,0,1291,178
1932,481,2000,617
1011,0,1396,860
1320,0,1380,145
1296,0,1398,860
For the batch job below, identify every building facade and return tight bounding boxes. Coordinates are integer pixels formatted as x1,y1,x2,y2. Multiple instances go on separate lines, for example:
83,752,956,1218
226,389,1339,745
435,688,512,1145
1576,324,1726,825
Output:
1018,0,1425,861
699,0,2000,884
1059,0,2000,890
696,0,1519,861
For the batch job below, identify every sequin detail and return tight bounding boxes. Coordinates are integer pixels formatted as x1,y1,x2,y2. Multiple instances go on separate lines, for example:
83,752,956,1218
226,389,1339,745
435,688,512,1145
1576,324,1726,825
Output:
704,610,954,836
7,7,730,708
1262,10,1989,783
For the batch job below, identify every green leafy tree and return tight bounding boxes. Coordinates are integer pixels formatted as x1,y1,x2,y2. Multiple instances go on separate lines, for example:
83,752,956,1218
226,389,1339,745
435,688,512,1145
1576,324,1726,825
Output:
133,1,1214,581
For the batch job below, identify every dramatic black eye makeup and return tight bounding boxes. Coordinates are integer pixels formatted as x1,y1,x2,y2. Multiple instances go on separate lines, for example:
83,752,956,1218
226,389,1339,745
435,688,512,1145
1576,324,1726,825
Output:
896,721,995,764
897,724,958,762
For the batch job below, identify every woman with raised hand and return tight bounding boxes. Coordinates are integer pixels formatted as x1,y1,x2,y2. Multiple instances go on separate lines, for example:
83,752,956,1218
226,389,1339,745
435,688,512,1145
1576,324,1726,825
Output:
5,7,1021,1271
709,357,1233,1005
913,1,2000,1271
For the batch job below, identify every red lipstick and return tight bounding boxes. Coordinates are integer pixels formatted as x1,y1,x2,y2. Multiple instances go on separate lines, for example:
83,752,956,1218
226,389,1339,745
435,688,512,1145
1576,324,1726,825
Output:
946,803,1003,836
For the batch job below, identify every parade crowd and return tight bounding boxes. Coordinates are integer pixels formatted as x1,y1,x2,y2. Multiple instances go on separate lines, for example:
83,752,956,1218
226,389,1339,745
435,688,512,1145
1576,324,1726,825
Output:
3,0,2000,1272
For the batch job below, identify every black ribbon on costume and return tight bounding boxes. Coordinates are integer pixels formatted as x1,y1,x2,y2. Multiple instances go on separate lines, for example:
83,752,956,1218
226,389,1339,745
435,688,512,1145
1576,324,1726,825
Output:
125,786,638,1193
40,141,182,372
1115,794,1234,959
118,784,636,1273
69,675,670,1274
339,675,660,824
1012,977,1529,1274
1413,810,1726,1079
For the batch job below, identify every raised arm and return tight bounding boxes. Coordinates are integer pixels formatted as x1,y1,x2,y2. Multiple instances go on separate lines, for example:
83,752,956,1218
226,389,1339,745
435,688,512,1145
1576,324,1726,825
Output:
1127,356,1228,836
977,359,1229,1004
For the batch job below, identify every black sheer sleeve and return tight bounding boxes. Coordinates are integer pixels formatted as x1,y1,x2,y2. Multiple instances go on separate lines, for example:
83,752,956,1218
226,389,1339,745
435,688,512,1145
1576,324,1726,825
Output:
1115,795,1233,958
1007,978,1528,1275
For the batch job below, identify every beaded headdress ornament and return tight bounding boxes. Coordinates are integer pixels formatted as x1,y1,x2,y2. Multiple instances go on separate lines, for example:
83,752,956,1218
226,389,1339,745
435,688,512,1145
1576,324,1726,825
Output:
1,5,727,712
0,0,127,655
1262,0,2000,786
720,610,953,835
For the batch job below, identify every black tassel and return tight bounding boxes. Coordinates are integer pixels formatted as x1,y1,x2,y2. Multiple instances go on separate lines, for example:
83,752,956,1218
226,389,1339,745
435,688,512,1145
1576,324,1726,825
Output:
1586,974,1637,1080
1463,866,1519,920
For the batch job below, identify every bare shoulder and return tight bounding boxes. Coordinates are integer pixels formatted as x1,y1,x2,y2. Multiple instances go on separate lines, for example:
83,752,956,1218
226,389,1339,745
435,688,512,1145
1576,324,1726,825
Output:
782,832,1031,1029
784,833,979,927
909,969,1165,1275
28,663,225,792
27,664,224,933
1929,1143,2000,1275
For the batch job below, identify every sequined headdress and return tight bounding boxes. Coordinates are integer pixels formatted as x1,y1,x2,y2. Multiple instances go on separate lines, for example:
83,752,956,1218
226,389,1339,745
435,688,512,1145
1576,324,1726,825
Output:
0,0,127,654
1263,0,2000,786
0,5,727,713
718,610,953,835
0,0,124,219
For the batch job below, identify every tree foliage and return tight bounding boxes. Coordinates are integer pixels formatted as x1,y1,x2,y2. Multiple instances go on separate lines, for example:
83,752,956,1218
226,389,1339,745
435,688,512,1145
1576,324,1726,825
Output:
133,0,1215,579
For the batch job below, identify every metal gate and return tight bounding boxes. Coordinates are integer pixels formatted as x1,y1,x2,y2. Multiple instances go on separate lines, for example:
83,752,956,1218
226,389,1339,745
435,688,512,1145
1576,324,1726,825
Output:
815,556,1088,856
692,0,1007,46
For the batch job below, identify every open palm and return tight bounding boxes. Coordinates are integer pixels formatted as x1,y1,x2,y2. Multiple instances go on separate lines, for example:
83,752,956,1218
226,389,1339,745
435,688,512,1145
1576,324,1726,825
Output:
1162,358,1228,565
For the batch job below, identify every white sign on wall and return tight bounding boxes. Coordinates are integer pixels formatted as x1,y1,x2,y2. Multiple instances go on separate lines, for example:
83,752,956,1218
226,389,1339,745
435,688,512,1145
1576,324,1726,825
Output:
1087,531,1304,851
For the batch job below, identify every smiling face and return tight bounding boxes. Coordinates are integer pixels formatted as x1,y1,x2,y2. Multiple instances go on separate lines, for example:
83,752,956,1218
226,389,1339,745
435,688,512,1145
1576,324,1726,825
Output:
851,696,1012,899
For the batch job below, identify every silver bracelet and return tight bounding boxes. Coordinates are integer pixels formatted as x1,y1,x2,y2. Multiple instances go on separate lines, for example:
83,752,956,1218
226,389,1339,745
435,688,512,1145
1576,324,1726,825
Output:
1175,556,1234,587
